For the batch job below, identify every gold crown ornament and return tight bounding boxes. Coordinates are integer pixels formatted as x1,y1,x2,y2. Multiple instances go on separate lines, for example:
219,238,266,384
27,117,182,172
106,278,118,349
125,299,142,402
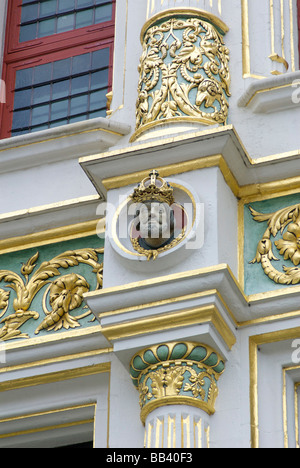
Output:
130,170,175,206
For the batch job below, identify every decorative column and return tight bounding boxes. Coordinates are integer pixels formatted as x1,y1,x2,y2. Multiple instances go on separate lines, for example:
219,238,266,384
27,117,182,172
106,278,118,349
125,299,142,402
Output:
131,8,230,142
130,341,225,448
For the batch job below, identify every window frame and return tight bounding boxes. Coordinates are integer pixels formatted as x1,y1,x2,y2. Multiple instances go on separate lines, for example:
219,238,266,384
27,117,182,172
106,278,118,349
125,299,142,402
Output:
1,0,115,139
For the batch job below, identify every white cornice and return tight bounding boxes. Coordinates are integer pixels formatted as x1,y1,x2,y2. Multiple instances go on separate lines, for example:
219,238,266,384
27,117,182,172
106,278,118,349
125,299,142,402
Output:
0,195,103,241
0,117,131,174
84,262,300,327
238,71,300,113
79,125,300,199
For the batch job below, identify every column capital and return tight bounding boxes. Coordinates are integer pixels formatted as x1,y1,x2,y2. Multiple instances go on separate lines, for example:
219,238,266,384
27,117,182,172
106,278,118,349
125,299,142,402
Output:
130,341,225,424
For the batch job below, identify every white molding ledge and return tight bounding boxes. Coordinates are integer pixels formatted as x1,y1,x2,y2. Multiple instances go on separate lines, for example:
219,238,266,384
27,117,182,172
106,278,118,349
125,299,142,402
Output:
0,195,103,241
238,71,300,113
0,117,131,174
84,262,300,368
80,125,300,199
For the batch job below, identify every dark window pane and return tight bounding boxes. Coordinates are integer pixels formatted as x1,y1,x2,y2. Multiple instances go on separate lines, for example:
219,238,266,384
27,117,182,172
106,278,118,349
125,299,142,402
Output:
52,80,70,100
15,68,33,89
50,118,68,128
89,109,106,119
12,109,31,129
19,23,37,42
53,58,71,79
77,0,94,7
95,4,112,23
12,129,29,136
34,123,50,132
12,48,110,135
20,0,113,41
57,13,75,33
69,114,87,124
39,18,57,37
51,99,69,120
33,63,53,85
40,0,57,18
58,0,75,13
76,9,94,29
70,94,89,115
91,69,109,90
89,89,106,111
71,75,90,94
21,4,39,23
92,48,109,70
14,89,32,109
72,53,91,73
31,104,50,125
33,84,52,105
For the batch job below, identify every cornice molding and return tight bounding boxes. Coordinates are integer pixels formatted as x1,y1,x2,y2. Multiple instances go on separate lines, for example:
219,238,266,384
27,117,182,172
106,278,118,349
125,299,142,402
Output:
238,71,300,112
85,262,300,330
0,195,103,243
79,125,300,201
0,117,131,175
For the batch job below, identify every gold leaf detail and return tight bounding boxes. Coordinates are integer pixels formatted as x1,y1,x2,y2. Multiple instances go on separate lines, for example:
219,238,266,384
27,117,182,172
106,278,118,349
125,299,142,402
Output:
249,203,300,285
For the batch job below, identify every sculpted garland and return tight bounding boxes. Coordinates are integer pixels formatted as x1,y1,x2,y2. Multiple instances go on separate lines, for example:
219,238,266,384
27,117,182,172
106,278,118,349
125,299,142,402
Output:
249,203,300,285
134,15,230,135
0,248,103,341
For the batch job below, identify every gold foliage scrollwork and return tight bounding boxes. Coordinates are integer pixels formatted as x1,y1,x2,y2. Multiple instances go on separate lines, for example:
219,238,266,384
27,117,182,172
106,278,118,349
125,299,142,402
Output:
130,342,225,421
132,14,230,140
249,203,300,285
0,248,103,341
140,363,219,414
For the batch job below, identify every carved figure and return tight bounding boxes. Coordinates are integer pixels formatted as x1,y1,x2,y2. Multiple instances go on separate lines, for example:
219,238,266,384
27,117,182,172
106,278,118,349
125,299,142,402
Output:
130,170,185,260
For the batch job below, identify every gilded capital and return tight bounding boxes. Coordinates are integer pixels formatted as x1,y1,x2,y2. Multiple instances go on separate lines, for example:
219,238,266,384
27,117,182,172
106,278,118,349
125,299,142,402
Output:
131,8,230,141
130,341,225,424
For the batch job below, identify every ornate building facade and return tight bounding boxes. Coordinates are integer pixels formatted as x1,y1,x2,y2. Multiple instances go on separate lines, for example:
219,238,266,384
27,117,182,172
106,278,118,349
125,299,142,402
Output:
0,0,300,448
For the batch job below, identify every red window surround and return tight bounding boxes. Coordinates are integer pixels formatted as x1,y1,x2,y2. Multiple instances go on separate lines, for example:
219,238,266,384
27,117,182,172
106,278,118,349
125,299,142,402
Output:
0,0,115,139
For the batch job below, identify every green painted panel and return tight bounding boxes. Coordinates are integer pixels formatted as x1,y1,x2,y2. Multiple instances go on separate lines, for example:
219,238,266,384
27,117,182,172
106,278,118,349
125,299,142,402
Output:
0,234,104,343
244,193,300,295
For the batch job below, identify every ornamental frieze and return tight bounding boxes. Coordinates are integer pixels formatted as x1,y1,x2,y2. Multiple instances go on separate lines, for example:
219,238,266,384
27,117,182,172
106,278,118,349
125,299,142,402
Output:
0,237,104,342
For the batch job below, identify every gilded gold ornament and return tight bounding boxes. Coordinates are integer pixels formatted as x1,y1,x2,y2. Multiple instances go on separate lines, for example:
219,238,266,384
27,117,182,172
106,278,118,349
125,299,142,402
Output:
35,273,90,334
130,170,175,206
249,203,300,285
131,10,230,141
130,342,225,423
0,248,103,341
130,230,186,261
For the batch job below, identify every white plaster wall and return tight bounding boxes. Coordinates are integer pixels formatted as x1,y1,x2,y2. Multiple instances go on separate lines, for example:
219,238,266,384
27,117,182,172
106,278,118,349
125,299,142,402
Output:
108,356,144,448
208,315,300,448
217,170,238,277
0,159,97,214
210,337,245,447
